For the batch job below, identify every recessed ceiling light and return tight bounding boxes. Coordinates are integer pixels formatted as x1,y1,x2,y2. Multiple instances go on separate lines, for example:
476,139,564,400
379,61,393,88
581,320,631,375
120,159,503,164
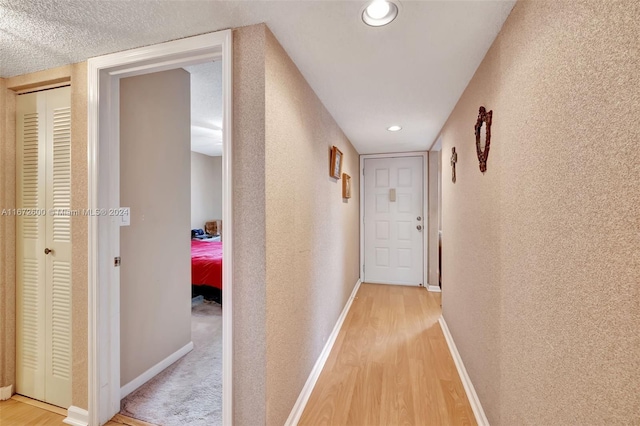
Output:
362,0,399,27
387,125,402,132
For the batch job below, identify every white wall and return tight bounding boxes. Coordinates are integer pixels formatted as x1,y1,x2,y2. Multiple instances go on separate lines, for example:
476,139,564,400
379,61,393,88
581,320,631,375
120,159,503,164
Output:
190,152,222,230
119,69,192,386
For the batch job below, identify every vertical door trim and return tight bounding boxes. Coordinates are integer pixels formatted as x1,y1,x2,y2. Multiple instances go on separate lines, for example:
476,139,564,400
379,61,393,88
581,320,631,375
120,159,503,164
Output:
359,152,428,287
87,30,233,425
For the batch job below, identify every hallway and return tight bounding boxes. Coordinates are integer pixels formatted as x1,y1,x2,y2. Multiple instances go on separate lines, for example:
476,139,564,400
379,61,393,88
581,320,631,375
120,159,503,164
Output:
299,283,476,425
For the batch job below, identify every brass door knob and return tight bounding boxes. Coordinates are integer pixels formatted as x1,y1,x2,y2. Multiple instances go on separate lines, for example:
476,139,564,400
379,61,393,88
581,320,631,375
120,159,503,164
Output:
44,248,52,255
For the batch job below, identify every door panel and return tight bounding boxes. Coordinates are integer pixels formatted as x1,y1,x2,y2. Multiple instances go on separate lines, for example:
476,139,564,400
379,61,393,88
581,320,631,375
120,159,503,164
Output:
44,87,73,408
16,86,72,409
364,156,424,285
16,91,47,402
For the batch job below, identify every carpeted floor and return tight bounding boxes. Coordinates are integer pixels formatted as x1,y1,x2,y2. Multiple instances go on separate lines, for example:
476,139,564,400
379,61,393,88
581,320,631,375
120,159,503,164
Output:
120,300,222,426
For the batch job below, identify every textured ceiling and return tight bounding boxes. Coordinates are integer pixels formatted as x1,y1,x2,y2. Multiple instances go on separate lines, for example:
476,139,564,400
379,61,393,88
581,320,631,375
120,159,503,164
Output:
185,61,223,157
0,0,515,154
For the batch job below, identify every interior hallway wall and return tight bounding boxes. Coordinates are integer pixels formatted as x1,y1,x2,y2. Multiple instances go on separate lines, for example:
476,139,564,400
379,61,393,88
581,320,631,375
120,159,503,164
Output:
264,27,360,426
0,76,13,390
232,24,268,426
232,24,361,425
439,1,640,424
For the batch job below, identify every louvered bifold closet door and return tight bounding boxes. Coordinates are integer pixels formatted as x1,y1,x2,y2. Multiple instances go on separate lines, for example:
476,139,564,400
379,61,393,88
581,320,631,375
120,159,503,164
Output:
16,86,72,409
44,87,72,408
16,91,47,403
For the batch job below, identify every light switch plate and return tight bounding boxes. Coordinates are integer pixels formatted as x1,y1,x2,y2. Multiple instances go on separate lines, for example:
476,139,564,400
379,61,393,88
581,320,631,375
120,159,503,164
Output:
120,207,131,226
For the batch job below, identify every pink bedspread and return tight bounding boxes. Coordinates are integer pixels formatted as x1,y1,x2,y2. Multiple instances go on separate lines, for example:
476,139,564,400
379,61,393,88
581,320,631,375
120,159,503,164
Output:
191,240,222,289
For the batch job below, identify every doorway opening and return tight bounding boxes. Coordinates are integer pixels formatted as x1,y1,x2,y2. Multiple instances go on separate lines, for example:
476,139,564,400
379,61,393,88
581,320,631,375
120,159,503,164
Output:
87,31,233,426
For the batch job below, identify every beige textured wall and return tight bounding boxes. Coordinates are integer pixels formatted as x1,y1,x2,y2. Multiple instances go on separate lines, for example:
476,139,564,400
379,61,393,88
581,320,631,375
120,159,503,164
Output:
439,1,640,424
232,24,267,426
190,152,222,229
1,65,89,408
69,62,88,410
264,28,360,425
0,77,13,389
119,70,192,386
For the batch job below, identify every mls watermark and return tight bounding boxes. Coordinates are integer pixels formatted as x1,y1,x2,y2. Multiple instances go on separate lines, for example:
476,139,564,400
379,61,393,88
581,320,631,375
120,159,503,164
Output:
1,208,130,217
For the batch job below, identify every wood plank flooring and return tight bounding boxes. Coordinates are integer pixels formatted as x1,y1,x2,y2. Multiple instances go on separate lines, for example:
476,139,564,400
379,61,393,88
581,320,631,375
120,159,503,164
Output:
0,397,157,426
1,284,474,425
299,283,476,426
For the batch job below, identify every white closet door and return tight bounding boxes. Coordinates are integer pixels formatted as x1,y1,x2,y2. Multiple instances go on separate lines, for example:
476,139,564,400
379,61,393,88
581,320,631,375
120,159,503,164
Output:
16,86,72,409
44,87,72,408
16,91,47,402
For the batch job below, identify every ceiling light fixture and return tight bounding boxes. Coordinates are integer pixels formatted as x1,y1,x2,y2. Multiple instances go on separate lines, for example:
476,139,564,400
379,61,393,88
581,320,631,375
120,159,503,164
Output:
362,0,399,27
387,125,402,132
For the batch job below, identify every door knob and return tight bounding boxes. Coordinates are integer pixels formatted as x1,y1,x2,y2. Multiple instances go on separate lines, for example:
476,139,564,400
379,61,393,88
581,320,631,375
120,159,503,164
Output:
44,248,52,255
417,216,422,221
416,225,422,231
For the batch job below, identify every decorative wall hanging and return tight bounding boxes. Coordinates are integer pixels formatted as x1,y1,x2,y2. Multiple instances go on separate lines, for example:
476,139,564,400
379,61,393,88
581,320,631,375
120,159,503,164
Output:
474,106,492,173
342,173,351,199
330,146,343,179
450,147,458,183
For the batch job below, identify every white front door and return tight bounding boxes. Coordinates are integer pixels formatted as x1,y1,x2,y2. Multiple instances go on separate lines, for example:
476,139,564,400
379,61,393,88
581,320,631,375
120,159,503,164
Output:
363,156,424,286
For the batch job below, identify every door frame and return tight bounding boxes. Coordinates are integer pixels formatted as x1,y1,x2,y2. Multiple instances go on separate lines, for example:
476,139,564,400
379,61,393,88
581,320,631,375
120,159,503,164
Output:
359,152,430,288
87,31,233,425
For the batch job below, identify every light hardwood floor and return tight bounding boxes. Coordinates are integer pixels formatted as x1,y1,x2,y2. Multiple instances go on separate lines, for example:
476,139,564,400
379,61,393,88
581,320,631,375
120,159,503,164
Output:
0,397,156,426
299,283,477,426
2,284,473,426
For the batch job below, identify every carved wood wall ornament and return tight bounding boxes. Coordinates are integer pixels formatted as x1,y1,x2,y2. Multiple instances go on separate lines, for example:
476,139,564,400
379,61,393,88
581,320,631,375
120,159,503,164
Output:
450,147,458,183
474,106,492,173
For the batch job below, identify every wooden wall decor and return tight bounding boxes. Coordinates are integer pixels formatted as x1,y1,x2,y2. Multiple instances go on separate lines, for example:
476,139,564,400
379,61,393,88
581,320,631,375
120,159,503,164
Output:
474,106,493,173
342,173,351,199
330,146,343,179
450,147,458,183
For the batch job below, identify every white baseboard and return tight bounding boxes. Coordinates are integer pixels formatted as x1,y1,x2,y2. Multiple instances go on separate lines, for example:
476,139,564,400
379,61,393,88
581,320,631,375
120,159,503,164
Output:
63,406,89,426
284,279,362,426
438,316,490,426
0,384,12,400
120,341,194,399
427,284,441,293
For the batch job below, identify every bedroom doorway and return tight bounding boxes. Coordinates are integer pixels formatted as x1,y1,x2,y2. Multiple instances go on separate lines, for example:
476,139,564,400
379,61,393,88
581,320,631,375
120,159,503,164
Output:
116,61,224,426
87,32,233,426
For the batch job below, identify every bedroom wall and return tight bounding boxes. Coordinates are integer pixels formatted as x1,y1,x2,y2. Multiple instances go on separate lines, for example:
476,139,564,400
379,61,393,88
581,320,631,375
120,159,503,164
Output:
119,70,192,386
190,152,222,230
0,64,89,408
264,28,360,425
439,0,640,424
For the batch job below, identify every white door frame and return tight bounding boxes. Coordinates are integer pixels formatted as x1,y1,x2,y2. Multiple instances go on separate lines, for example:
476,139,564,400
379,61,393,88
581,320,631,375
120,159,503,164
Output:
359,152,429,289
87,31,233,425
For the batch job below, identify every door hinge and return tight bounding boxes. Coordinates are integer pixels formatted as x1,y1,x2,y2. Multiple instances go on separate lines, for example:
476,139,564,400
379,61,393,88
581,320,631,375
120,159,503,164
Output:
114,257,121,267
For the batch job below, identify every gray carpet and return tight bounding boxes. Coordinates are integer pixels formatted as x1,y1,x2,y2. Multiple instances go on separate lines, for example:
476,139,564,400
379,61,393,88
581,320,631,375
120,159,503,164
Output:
120,300,222,426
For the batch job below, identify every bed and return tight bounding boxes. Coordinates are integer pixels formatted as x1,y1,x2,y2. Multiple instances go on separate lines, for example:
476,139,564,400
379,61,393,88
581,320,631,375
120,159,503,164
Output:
191,239,222,303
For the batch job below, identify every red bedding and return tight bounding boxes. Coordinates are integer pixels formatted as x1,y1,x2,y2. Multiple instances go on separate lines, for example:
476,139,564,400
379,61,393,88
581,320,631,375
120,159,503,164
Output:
191,240,222,289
